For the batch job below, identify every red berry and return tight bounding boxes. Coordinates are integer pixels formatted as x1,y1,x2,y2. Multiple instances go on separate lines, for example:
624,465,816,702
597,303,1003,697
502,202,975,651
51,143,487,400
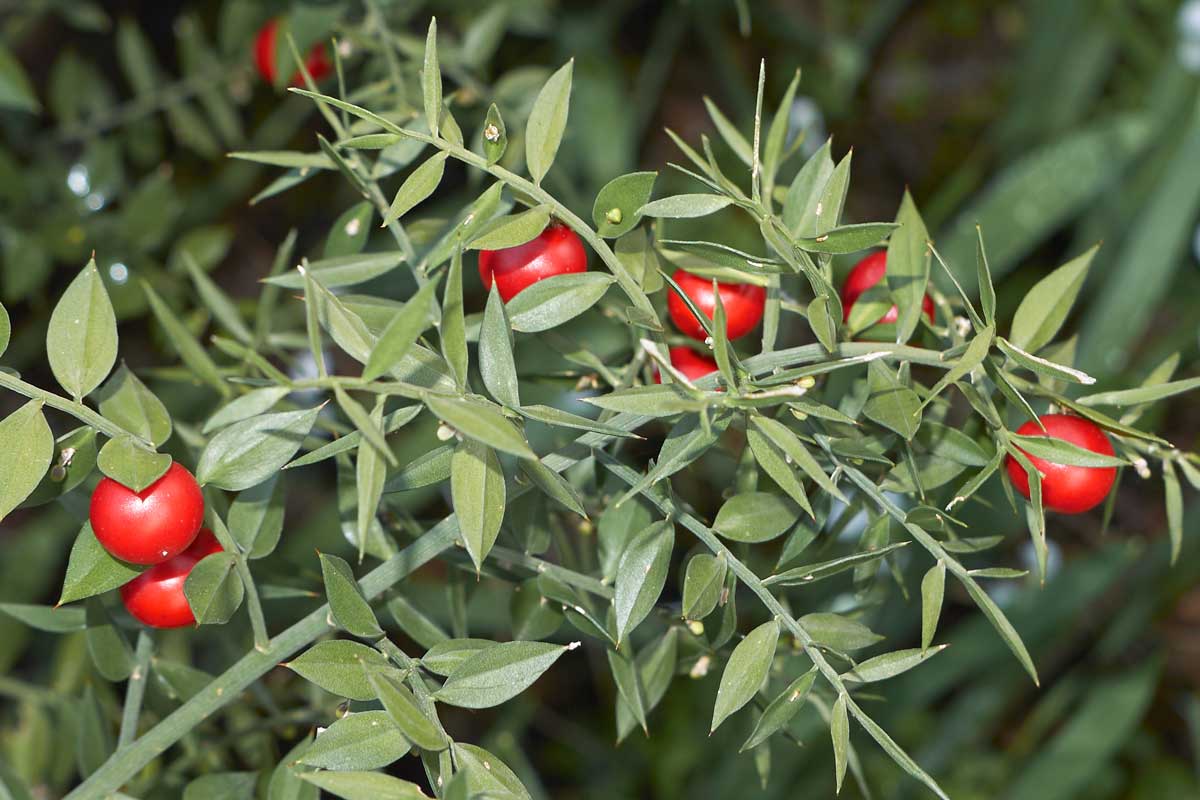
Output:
1005,414,1117,514
840,251,935,327
254,19,332,86
478,222,588,302
120,529,223,628
654,346,719,384
90,462,205,565
666,270,766,342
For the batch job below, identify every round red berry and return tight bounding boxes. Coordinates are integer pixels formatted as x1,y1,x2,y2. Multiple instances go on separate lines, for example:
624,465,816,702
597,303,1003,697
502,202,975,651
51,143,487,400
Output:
478,222,587,302
120,529,223,629
840,251,935,329
1005,414,1117,514
90,462,205,565
666,270,765,342
654,346,719,384
254,19,332,86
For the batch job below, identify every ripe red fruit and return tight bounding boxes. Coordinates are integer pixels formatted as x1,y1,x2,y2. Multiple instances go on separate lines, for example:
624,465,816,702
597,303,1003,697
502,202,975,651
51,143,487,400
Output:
840,251,935,327
654,346,719,384
478,222,588,302
1005,414,1117,514
254,19,332,86
90,462,205,565
120,529,223,628
666,270,766,342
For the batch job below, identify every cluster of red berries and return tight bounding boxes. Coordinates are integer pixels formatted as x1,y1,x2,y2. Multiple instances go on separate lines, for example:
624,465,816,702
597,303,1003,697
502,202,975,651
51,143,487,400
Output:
90,462,218,628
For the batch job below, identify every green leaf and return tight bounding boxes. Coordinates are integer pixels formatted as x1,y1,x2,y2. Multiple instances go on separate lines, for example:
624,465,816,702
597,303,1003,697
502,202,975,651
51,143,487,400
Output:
466,205,551,251
887,191,931,343
843,646,947,683
325,202,374,258
921,561,946,653
583,384,705,417
711,619,779,732
183,253,251,343
0,603,86,633
451,438,505,572
299,711,408,771
976,226,996,324
452,743,532,800
864,360,921,440
845,284,893,336
96,364,172,447
616,628,679,741
266,252,408,290
184,552,244,625
682,553,727,622
333,387,396,469
196,407,321,491
386,595,449,651
606,649,648,735
0,43,39,112
354,400,388,561
435,640,572,708
442,246,468,390
831,693,849,793
800,613,883,651
77,684,112,778
385,152,449,225
383,445,452,493
816,151,852,234
0,401,53,522
1078,376,1200,408
519,458,585,516
142,280,228,397
713,492,800,543
362,278,441,382
639,193,733,219
422,19,441,138
227,476,286,559
748,416,845,502
96,436,170,492
84,600,133,681
915,422,991,467
593,172,657,238
525,60,573,185
420,638,498,676
796,222,898,255
204,387,291,434
300,771,430,800
482,102,507,165
505,273,614,333
766,542,909,587
424,394,534,459
740,669,817,751
1165,459,1183,564
320,553,383,639
783,138,835,236
286,640,401,701
268,734,318,800
0,301,9,357
479,286,520,407
368,671,446,751
1009,433,1125,467
702,96,752,165
59,523,143,605
184,773,257,800
46,259,117,399
1010,245,1096,354
613,520,674,643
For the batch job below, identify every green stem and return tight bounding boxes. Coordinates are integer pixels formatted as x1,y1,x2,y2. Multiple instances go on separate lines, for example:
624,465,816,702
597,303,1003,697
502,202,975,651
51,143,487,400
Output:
118,631,154,749
0,371,152,445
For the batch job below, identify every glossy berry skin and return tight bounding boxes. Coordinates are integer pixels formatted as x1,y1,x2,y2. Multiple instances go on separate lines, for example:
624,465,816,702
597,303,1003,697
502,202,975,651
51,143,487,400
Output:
840,251,935,327
654,346,719,384
90,462,205,565
254,19,332,86
667,270,766,342
1005,414,1117,514
120,529,223,628
478,223,587,302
